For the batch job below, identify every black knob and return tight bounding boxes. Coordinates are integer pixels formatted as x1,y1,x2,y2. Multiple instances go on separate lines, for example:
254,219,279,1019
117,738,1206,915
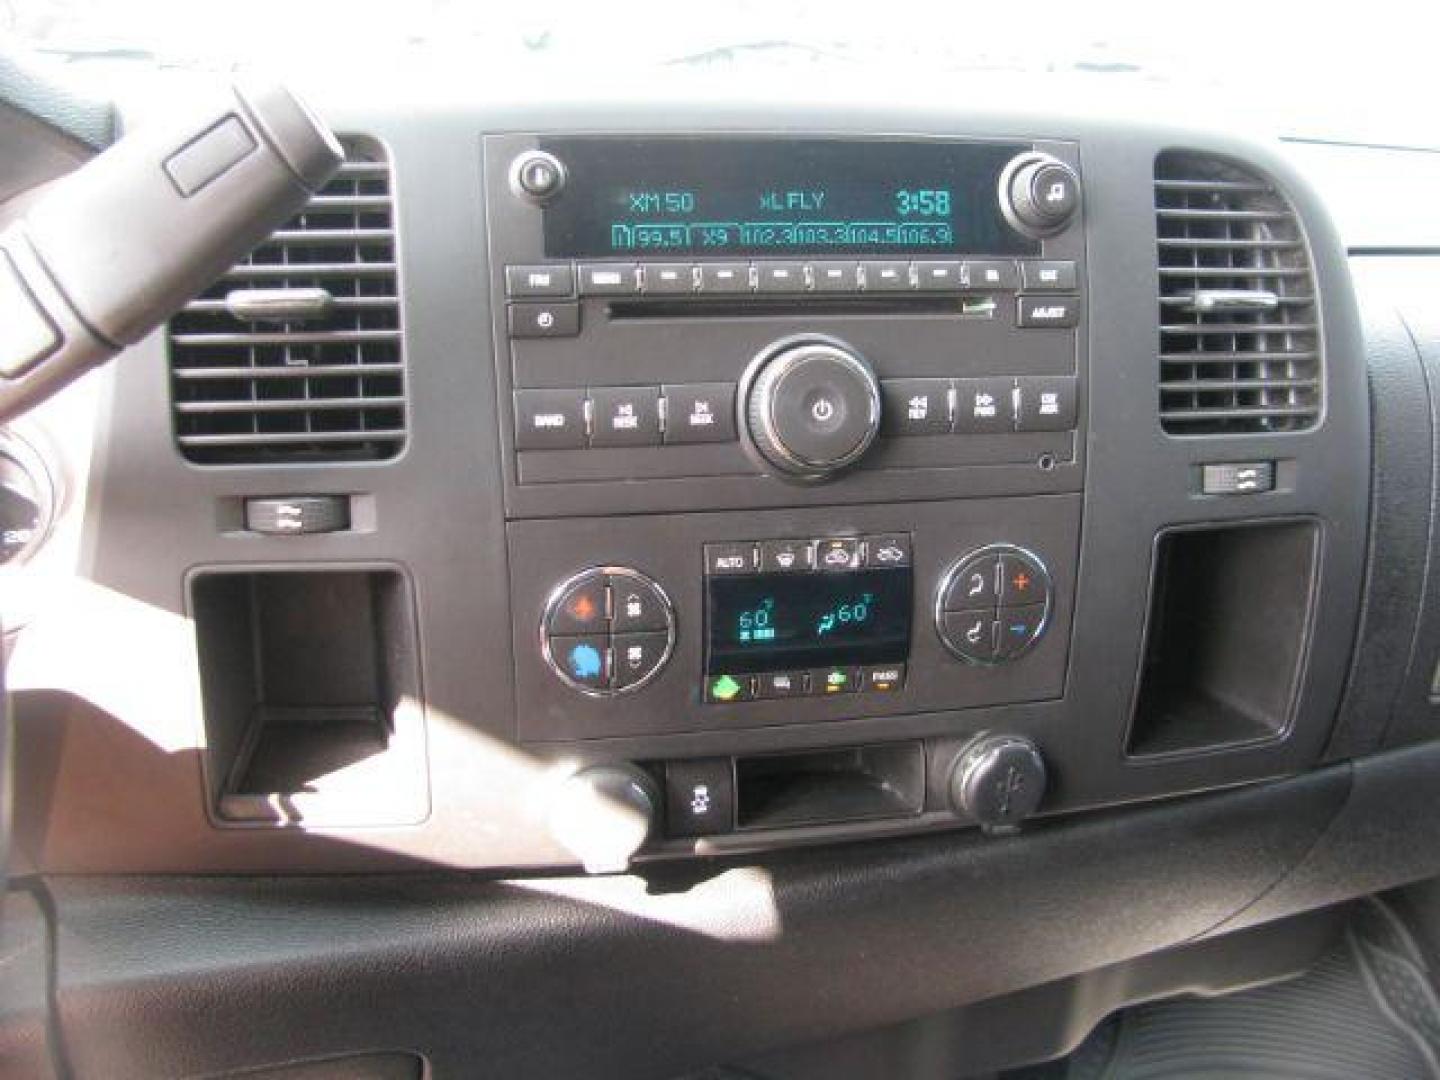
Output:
1001,153,1081,237
548,764,658,874
0,433,52,566
949,734,1047,830
509,150,567,205
742,336,881,481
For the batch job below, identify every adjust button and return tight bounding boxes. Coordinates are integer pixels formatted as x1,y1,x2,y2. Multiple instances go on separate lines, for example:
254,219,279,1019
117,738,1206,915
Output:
811,666,863,695
941,610,997,663
505,264,574,298
1021,260,1078,291
814,537,862,571
549,635,611,691
953,378,1016,434
962,260,1019,290
1016,376,1078,432
760,539,814,573
757,671,808,698
864,534,912,568
698,263,750,293
644,263,694,294
1017,295,1079,328
665,758,735,838
913,260,964,291
998,552,1048,607
944,556,999,610
706,673,754,703
864,664,906,692
881,378,951,436
590,386,662,447
508,302,580,339
514,388,587,450
610,574,669,633
996,605,1047,659
613,631,669,689
578,264,641,296
864,261,911,291
549,573,609,635
705,542,756,575
810,261,862,293
662,383,737,444
757,262,807,293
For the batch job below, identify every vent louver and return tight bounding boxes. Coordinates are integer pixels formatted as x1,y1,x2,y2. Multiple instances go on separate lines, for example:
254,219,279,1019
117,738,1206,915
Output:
169,136,405,464
1155,151,1320,434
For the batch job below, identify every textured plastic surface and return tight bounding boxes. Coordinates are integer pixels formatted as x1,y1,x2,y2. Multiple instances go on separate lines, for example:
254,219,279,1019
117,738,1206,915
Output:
44,762,1347,1080
1027,942,1434,1079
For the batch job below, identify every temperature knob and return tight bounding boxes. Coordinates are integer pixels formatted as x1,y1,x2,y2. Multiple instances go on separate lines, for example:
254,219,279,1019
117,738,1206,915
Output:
741,336,882,481
949,734,1047,831
549,764,658,874
1000,152,1081,237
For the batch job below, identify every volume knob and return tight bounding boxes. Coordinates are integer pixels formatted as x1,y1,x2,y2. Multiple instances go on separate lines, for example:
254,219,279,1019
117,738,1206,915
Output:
742,336,881,482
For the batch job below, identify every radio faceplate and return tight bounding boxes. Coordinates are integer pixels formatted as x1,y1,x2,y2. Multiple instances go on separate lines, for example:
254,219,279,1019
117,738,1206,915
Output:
483,132,1087,518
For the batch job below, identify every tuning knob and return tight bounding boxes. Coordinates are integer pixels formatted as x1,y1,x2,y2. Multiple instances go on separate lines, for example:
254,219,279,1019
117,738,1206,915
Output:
1000,153,1081,237
948,734,1047,831
741,336,881,482
549,764,658,874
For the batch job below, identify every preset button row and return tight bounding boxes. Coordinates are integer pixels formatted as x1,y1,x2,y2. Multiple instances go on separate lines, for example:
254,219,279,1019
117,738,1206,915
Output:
705,664,906,704
882,376,1078,436
704,534,912,575
515,384,736,450
505,260,1078,299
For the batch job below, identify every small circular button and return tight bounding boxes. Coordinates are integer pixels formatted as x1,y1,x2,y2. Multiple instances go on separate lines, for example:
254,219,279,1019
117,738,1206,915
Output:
936,544,1053,665
949,734,1047,829
509,150,567,205
1000,153,1081,237
742,337,882,481
542,567,675,696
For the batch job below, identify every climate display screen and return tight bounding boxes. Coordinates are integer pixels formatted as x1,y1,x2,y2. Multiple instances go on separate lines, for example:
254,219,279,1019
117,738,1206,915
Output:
540,137,1039,258
706,568,912,675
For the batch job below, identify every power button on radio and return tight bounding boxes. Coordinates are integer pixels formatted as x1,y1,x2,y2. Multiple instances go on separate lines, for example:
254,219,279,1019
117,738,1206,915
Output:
743,337,882,482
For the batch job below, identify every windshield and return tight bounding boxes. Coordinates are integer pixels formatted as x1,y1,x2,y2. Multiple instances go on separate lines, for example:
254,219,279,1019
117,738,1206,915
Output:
4,0,1435,146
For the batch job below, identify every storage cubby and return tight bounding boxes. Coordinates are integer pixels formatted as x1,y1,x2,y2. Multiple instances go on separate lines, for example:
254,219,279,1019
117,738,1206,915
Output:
1129,522,1318,757
191,569,428,826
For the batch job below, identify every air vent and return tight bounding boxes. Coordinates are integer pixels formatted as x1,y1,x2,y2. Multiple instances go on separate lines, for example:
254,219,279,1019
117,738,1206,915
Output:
169,136,405,464
1155,151,1320,434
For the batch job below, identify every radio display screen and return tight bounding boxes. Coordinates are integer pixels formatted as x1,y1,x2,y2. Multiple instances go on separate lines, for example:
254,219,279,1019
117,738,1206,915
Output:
540,137,1039,258
706,568,912,675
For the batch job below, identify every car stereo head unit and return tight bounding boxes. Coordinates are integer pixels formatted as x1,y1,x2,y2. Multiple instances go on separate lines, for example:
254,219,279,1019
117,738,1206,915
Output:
483,131,1086,512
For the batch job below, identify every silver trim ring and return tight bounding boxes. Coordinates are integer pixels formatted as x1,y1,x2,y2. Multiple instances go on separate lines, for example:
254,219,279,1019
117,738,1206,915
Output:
743,337,882,479
934,543,1053,666
540,566,677,698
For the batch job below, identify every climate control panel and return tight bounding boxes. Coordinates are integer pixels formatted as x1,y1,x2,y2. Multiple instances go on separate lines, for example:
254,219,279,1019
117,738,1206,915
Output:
509,497,1079,743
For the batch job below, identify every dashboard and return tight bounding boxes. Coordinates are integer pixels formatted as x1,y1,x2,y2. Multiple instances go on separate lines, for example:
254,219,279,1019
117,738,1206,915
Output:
2,87,1382,879
13,65,1440,1079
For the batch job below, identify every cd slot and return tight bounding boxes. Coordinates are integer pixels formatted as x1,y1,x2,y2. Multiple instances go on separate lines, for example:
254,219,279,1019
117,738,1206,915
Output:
607,296,999,321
